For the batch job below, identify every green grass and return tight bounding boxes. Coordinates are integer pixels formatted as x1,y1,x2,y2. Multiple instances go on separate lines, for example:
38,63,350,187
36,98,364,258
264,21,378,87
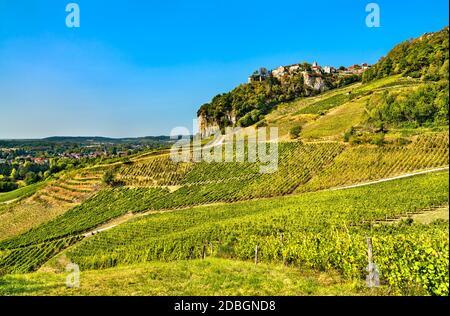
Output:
410,206,449,224
264,75,422,139
295,93,352,115
0,258,388,296
0,182,46,204
301,98,366,139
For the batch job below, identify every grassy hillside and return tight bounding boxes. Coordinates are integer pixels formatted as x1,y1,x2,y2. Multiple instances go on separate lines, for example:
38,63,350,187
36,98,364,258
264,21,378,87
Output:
0,182,45,204
0,258,389,296
1,131,446,248
56,171,448,296
265,75,432,140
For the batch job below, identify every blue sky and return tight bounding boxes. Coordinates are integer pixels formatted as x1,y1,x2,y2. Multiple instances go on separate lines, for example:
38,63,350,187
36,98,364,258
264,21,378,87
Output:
0,0,448,138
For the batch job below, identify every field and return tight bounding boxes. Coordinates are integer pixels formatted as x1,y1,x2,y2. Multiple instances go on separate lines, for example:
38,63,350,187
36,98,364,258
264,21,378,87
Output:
51,171,447,296
301,98,366,139
0,127,448,296
298,132,449,191
1,131,446,248
0,182,45,204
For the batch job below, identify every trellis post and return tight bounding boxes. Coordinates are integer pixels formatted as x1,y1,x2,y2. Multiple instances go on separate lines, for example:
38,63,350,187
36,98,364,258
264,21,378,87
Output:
202,244,206,260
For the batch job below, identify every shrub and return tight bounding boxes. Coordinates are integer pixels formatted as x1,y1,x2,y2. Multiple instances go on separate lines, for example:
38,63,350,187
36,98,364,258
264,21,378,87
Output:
289,125,302,139
0,181,19,192
255,120,267,128
102,171,116,186
343,127,355,142
370,133,385,146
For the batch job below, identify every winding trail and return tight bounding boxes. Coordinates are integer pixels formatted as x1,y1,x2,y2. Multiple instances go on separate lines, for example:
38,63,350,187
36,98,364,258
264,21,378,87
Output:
328,166,449,191
82,166,449,238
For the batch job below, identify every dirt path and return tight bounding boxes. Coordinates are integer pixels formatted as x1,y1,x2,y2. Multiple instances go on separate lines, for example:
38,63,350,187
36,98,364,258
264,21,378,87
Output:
82,166,449,238
328,166,449,191
0,198,20,205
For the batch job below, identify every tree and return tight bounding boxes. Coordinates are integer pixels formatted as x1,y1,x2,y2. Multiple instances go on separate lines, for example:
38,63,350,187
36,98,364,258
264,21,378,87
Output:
102,170,116,186
0,181,18,192
289,125,302,139
24,172,38,185
10,168,18,180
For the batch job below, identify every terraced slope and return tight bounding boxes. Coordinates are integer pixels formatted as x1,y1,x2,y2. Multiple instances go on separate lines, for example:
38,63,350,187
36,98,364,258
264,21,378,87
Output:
0,127,447,276
0,170,102,241
113,142,345,206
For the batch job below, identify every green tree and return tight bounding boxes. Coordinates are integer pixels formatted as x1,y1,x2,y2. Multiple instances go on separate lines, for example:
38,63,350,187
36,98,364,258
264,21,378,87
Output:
10,168,18,180
289,125,302,139
102,171,116,186
24,172,38,185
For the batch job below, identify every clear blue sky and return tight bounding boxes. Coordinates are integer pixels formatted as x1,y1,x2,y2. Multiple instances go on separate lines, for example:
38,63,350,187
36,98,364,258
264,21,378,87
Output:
0,0,448,138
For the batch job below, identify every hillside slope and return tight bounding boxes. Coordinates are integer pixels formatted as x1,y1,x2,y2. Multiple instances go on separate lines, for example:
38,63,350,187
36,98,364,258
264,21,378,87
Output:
0,258,387,296
0,26,448,297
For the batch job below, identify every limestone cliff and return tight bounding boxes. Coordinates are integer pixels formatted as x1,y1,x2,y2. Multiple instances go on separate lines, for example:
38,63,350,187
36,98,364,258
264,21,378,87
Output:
197,114,220,138
302,72,329,93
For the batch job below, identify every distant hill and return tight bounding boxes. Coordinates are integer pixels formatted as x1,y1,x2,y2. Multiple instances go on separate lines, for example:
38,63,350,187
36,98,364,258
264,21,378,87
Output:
42,136,172,144
0,136,173,147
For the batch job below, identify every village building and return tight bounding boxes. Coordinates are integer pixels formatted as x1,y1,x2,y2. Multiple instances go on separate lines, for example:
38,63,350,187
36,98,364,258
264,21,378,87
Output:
249,61,370,83
31,157,48,165
323,66,336,74
248,67,270,83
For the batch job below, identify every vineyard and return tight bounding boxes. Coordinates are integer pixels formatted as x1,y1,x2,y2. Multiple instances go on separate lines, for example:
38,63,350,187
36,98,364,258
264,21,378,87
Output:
0,131,448,286
110,132,448,209
62,171,449,295
0,125,448,296
298,132,449,192
0,22,448,298
111,142,346,208
0,236,81,275
0,170,102,241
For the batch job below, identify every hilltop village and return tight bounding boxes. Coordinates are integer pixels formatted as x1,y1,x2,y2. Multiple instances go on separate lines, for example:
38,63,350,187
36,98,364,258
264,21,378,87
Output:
248,62,371,86
197,61,371,137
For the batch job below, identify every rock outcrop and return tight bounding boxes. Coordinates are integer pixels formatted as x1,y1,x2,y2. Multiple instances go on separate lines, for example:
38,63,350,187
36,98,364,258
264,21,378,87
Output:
198,111,236,137
302,72,329,93
198,114,221,138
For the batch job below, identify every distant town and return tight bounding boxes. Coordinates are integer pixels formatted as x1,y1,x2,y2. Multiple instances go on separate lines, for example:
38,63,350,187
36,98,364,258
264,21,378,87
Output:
0,137,173,192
